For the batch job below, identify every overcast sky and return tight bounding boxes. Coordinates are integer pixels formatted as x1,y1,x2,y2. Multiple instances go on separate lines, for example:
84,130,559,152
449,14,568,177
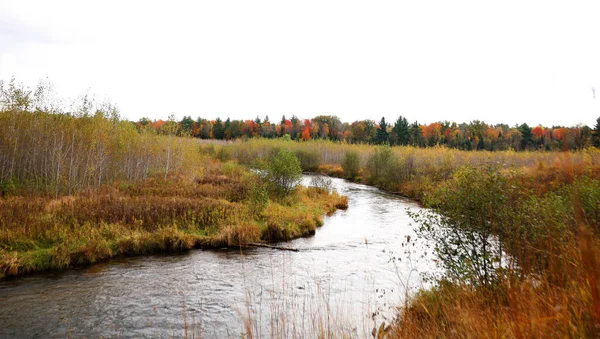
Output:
1,1,599,126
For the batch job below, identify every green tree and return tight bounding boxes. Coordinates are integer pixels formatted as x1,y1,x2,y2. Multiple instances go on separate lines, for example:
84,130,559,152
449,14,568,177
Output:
518,123,533,150
179,115,194,136
391,116,410,146
224,118,232,140
213,117,225,140
594,117,600,148
376,117,389,144
409,121,424,147
267,149,302,197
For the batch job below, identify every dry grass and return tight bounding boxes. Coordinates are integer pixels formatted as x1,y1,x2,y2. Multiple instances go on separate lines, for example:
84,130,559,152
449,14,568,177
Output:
0,159,348,278
391,227,600,338
388,155,600,338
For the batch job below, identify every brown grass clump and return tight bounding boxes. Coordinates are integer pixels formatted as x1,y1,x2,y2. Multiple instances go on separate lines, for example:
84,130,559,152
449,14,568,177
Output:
317,164,345,178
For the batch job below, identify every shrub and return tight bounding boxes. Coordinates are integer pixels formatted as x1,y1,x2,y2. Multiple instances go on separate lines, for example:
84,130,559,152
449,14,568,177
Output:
365,146,402,190
295,149,321,172
248,181,268,217
216,146,232,162
341,150,361,179
410,166,513,287
267,149,302,197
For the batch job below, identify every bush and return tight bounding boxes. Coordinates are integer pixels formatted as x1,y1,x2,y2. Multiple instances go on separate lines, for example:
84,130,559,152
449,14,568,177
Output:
410,166,513,287
341,150,361,179
267,149,302,197
248,181,268,217
295,149,321,172
216,146,232,162
365,146,402,190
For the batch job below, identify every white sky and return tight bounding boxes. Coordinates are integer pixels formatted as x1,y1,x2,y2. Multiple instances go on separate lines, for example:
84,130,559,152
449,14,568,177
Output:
1,0,599,126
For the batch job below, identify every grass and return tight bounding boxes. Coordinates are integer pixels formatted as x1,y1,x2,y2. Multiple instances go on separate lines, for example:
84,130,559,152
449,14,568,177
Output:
0,159,347,279
391,227,600,338
217,138,600,200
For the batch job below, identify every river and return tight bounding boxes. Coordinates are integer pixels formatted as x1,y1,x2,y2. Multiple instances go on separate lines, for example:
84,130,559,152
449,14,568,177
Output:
0,175,434,338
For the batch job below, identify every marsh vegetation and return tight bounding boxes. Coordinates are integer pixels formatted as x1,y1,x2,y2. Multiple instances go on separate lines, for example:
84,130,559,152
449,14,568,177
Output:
2,79,600,337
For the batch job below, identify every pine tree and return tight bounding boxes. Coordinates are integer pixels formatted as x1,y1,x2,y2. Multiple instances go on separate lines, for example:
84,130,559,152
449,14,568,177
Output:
213,117,225,140
376,117,389,144
409,121,424,147
391,116,410,145
518,123,533,150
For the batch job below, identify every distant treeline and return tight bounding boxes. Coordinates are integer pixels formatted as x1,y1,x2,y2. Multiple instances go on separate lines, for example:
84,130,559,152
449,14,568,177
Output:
139,114,600,151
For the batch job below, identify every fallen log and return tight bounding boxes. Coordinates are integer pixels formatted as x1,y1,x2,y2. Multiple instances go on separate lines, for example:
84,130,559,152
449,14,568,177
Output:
244,243,299,252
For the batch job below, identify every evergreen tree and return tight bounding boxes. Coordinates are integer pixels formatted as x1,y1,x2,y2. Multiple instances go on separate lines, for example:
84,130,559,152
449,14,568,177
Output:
213,117,225,139
593,117,600,148
518,123,533,150
224,118,232,140
376,117,389,144
409,121,424,147
291,115,299,126
391,116,410,145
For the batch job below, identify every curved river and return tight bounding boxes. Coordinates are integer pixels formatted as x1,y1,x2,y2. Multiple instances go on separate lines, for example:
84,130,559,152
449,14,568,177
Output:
0,176,434,338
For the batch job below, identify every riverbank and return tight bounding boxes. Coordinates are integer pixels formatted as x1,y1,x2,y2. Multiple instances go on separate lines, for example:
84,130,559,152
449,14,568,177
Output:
0,160,348,279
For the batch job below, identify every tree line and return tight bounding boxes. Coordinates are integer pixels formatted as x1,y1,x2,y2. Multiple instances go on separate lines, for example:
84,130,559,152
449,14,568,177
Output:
139,114,600,151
